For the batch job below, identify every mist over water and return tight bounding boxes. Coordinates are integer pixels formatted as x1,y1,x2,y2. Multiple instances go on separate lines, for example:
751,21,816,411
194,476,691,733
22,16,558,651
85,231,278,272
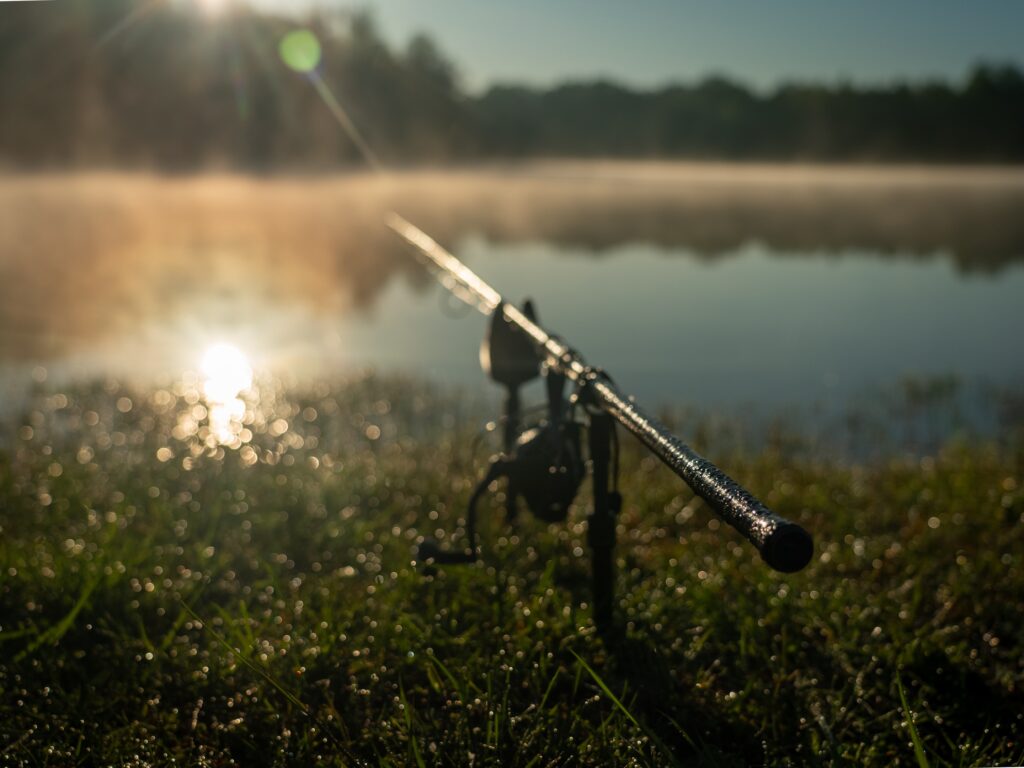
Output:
2,163,1022,445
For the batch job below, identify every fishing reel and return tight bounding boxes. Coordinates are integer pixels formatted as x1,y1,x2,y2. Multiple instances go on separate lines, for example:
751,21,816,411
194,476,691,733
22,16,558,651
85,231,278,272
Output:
417,300,620,605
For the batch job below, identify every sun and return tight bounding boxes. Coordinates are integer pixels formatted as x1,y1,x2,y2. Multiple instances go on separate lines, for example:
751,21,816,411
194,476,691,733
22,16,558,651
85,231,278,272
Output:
193,0,229,17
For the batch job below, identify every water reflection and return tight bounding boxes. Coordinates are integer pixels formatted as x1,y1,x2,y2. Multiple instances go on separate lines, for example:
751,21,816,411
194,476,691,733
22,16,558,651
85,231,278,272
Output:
0,165,1022,417
201,343,253,447
2,166,1023,362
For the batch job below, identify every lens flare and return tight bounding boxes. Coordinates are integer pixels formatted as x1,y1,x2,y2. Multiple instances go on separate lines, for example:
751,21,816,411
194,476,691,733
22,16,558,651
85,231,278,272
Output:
279,29,322,74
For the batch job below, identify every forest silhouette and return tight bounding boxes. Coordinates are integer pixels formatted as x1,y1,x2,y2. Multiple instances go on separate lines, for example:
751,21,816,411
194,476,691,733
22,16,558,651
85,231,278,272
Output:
2,1,1023,169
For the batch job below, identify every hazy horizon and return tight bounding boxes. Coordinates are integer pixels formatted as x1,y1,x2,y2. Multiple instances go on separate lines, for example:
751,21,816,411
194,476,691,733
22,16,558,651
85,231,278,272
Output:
250,0,1024,93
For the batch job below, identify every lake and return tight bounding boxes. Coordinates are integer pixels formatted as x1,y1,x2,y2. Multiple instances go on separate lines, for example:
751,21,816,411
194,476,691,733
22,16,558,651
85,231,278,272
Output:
2,163,1023,441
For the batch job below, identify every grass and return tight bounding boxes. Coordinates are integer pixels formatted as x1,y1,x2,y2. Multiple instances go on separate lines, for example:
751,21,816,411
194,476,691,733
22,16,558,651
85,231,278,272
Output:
0,374,1022,766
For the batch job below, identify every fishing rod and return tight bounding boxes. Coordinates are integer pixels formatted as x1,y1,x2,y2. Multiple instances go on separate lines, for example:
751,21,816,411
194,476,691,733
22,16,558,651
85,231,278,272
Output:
388,213,813,629
282,27,812,629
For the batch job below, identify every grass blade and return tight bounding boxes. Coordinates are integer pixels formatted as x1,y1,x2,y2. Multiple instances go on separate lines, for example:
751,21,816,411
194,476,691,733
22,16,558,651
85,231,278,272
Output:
570,649,678,766
897,675,930,768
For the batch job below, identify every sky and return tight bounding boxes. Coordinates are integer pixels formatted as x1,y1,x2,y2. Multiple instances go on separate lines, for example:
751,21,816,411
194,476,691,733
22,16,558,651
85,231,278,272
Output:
255,0,1024,92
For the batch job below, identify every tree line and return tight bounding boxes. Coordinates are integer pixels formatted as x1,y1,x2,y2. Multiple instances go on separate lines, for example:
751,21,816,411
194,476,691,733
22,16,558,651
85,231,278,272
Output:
1,1,1021,169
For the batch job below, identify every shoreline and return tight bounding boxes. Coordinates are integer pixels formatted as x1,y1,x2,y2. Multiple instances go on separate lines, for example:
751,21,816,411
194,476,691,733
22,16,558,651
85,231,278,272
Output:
2,159,1024,188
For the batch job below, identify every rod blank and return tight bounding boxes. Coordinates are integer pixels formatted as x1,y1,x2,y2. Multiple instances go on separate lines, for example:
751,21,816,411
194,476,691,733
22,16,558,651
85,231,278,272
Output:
388,213,813,573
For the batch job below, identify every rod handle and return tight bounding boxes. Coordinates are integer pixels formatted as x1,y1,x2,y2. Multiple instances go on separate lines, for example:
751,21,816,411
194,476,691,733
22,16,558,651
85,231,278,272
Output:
592,379,814,572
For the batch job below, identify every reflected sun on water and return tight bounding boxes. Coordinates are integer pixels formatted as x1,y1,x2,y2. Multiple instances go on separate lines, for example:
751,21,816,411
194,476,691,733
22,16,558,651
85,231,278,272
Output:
200,342,254,447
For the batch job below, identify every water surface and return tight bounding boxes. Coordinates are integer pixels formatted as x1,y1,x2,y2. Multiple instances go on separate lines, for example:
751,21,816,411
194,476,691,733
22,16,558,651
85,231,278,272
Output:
2,164,1022,436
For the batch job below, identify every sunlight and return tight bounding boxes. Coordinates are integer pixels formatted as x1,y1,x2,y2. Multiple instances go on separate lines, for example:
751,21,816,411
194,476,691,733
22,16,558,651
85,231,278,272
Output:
193,0,229,17
202,342,252,402
201,343,253,446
